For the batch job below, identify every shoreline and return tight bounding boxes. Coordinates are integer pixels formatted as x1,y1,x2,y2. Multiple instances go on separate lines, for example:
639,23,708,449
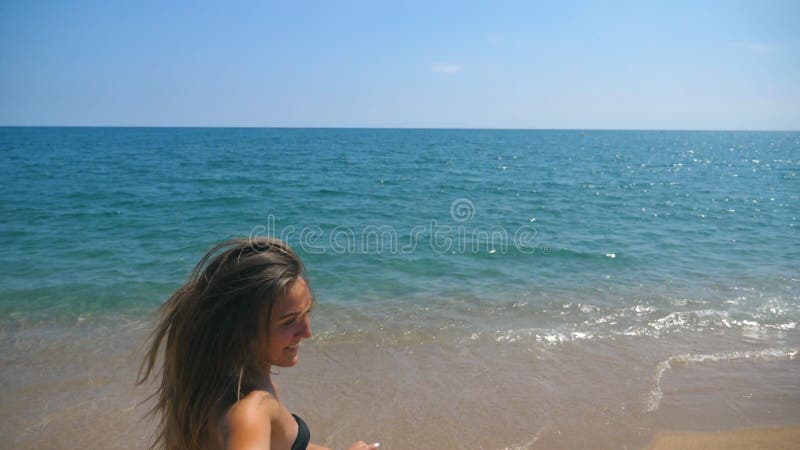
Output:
648,425,800,449
1,319,798,449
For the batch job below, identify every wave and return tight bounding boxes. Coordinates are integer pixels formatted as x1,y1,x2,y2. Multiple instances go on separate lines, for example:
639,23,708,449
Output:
499,428,545,450
483,303,798,347
540,247,625,261
646,347,799,412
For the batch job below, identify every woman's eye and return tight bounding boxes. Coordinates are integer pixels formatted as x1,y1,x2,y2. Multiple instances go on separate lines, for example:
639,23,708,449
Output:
282,310,310,328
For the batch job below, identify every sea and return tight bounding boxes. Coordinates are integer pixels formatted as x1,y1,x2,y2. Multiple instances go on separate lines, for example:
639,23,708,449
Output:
1,127,799,449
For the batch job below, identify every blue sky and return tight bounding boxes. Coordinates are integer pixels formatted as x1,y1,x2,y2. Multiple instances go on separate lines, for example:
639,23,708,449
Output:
1,0,798,129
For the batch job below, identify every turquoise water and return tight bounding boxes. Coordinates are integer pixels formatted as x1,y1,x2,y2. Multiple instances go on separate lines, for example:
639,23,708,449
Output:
1,127,798,342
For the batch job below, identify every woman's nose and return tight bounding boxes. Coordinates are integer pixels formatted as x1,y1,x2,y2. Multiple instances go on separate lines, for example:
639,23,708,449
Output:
298,315,312,338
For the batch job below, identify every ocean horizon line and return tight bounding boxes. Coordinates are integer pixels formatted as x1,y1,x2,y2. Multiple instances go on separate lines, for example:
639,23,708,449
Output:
2,125,799,133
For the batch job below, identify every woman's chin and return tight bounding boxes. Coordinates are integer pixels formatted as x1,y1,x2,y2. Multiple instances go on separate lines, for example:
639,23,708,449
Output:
276,351,300,367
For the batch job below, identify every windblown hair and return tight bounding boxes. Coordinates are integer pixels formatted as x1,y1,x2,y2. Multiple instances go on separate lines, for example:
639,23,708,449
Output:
137,237,305,450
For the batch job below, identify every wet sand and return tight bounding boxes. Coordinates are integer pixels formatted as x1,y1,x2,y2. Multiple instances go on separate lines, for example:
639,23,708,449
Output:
1,318,798,449
648,425,800,449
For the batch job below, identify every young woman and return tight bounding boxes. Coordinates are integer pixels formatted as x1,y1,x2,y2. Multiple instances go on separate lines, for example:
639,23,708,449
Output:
138,237,378,450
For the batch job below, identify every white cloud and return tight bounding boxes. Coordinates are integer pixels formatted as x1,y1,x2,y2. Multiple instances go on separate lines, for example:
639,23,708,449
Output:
432,63,463,74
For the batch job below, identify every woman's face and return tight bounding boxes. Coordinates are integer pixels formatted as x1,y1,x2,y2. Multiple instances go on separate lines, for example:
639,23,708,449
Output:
266,277,313,367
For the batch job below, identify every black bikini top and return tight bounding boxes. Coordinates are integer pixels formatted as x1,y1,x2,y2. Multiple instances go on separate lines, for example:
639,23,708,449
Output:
291,414,310,450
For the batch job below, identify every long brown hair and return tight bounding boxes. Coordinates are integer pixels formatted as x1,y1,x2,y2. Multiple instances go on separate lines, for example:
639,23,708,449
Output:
137,237,305,450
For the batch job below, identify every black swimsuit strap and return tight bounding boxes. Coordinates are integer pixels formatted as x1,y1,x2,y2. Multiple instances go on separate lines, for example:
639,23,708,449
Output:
291,414,310,450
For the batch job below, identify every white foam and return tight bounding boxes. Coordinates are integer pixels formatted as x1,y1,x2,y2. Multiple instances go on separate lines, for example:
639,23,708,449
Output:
536,333,567,344
496,329,521,343
767,322,797,330
501,427,543,450
647,348,799,412
569,331,593,340
532,330,594,344
648,312,689,331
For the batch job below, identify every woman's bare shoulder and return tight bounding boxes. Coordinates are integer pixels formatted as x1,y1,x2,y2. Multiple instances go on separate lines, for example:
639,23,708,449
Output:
224,390,280,425
220,390,280,449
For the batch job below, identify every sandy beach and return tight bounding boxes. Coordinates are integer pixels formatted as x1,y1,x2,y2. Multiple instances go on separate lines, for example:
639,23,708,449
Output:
2,315,798,449
648,425,800,450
